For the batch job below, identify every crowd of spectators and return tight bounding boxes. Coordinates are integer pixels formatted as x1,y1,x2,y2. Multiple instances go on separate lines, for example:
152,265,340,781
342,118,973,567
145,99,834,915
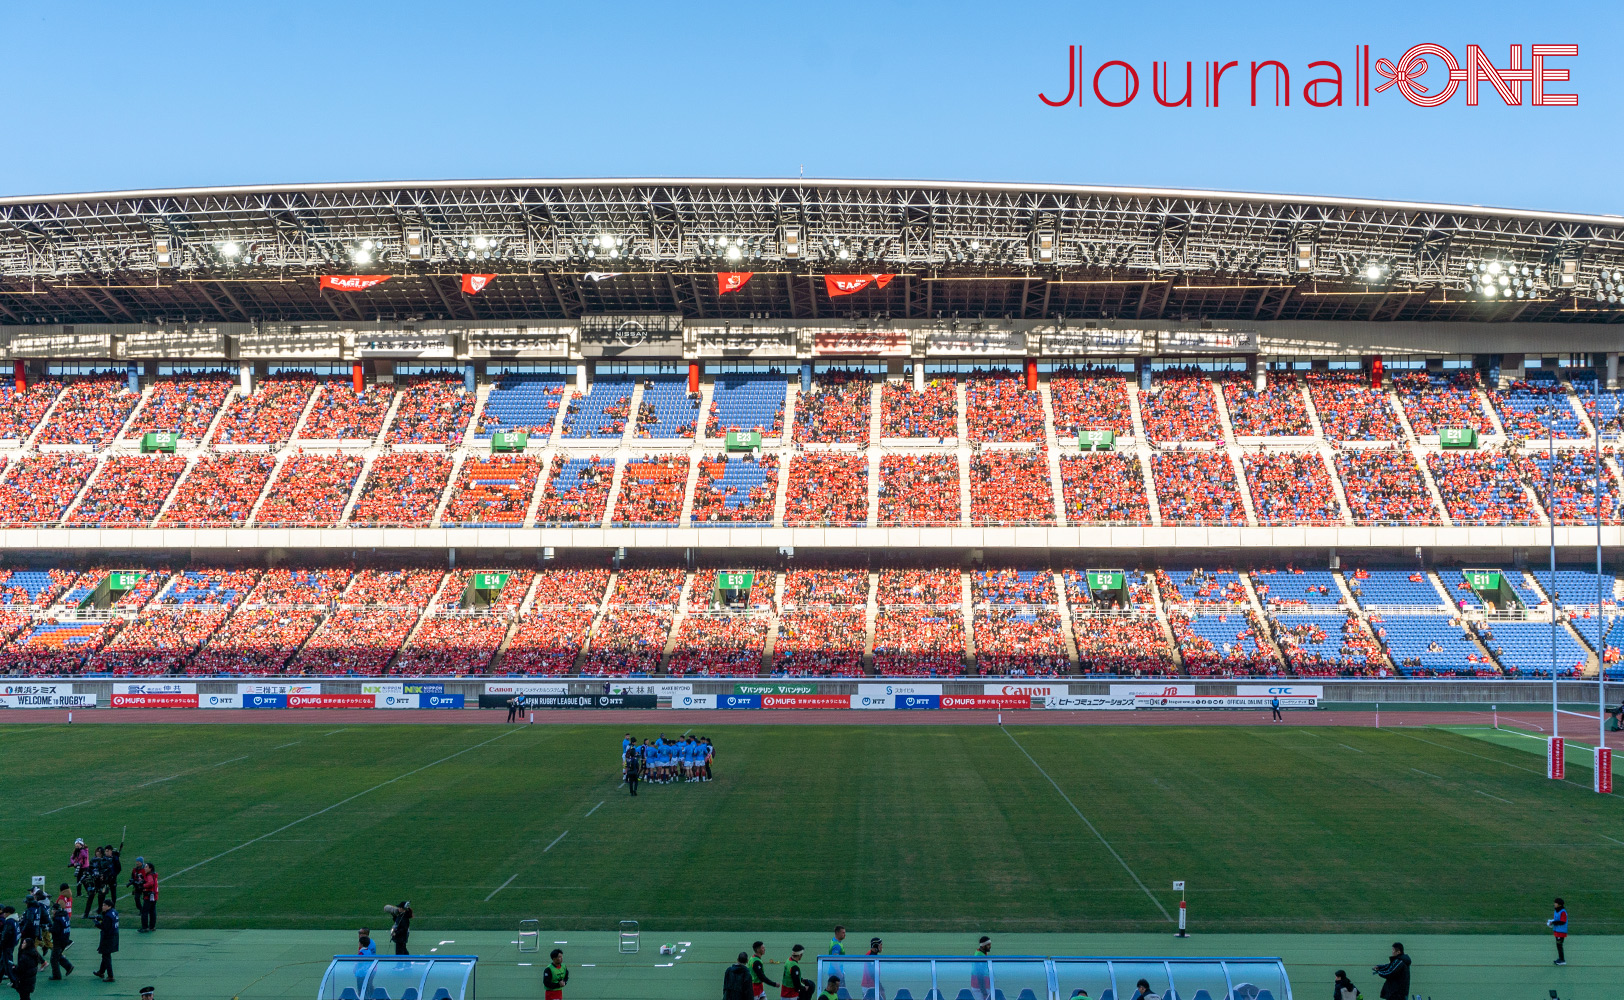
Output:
772,610,866,675
1139,369,1219,442
67,456,186,527
969,448,1054,524
386,376,475,445
871,610,966,676
211,373,319,447
0,567,76,608
442,456,539,526
342,568,443,607
1155,567,1249,606
795,370,871,444
1070,614,1175,675
158,454,276,527
349,453,455,525
783,454,868,525
580,610,670,675
880,380,957,438
0,380,61,442
1491,378,1584,440
878,454,960,525
705,375,785,439
39,375,140,447
0,454,98,526
1058,453,1150,524
529,566,610,607
123,374,232,441
1335,447,1440,525
612,567,686,607
563,384,631,439
1222,374,1312,437
1171,612,1280,676
972,567,1055,605
1152,450,1246,524
254,454,364,526
394,615,509,675
1269,614,1390,677
879,568,961,605
782,567,869,607
1242,451,1343,525
190,607,324,675
963,370,1044,442
666,614,768,675
973,610,1067,675
1534,451,1622,524
1048,366,1132,436
299,382,394,441
633,377,700,439
500,609,597,674
535,456,613,524
1305,371,1401,441
1394,371,1491,435
612,455,690,524
1427,450,1540,524
84,608,230,675
291,608,421,675
246,567,352,605
690,455,779,524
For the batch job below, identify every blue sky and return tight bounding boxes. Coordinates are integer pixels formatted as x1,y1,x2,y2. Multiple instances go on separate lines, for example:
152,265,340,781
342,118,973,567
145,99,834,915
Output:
3,1,1620,214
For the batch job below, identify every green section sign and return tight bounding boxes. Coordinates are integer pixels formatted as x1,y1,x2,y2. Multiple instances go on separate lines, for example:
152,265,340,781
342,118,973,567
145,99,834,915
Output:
1465,569,1501,592
734,683,816,695
491,431,529,452
725,430,762,451
716,571,755,591
1078,429,1116,451
1439,427,1478,449
141,431,178,453
1086,569,1125,592
109,571,144,592
473,572,510,591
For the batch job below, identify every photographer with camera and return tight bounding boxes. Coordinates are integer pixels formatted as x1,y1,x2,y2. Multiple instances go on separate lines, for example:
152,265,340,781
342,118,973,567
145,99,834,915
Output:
383,902,412,956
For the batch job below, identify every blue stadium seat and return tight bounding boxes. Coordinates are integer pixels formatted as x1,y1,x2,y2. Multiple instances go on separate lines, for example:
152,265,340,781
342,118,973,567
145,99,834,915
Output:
1345,570,1445,610
371,990,391,1000
894,989,914,1000
431,991,452,1000
710,373,787,436
401,989,419,1000
339,990,360,1000
478,372,567,439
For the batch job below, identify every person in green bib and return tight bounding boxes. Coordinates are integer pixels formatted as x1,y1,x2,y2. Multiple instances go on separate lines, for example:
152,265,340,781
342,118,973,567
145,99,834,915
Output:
780,945,810,1000
818,975,841,1000
748,941,779,1000
543,949,569,1000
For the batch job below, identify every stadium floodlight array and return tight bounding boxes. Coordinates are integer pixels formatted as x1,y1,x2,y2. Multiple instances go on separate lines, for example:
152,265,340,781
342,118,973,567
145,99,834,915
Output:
1470,259,1542,299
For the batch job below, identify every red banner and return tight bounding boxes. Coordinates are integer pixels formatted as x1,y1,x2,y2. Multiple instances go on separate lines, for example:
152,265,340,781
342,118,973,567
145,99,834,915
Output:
718,272,754,295
320,275,392,292
462,273,495,295
288,693,376,709
1549,736,1565,779
1598,747,1613,794
940,695,1034,710
111,693,198,709
824,273,895,297
761,694,851,710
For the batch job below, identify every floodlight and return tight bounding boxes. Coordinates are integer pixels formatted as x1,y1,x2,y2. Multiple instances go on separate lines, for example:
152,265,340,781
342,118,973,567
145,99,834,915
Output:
353,250,371,265
220,242,240,258
361,239,375,251
726,245,743,261
473,236,488,250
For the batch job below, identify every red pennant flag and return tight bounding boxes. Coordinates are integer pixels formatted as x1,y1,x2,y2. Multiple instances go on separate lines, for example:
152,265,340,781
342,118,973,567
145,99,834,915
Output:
319,275,392,292
462,273,496,295
824,273,895,297
718,272,754,295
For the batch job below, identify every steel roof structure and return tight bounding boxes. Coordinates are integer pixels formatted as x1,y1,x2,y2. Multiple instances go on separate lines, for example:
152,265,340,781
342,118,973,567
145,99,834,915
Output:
4,177,1624,327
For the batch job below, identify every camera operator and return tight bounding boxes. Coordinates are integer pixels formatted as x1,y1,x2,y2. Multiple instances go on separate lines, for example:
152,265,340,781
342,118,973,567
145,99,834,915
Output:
383,902,412,956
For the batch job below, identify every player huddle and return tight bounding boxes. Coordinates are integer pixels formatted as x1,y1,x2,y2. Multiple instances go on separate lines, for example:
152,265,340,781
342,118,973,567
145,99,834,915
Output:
623,733,714,783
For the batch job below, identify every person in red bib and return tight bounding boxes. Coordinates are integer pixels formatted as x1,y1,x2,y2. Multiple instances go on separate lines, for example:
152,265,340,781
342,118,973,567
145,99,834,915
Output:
544,949,569,1000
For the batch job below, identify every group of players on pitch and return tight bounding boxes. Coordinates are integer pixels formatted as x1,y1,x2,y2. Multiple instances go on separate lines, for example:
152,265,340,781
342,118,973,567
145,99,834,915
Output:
621,733,713,790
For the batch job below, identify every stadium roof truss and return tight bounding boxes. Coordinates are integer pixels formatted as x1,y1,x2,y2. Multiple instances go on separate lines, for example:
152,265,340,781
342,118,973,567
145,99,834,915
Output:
3,178,1624,327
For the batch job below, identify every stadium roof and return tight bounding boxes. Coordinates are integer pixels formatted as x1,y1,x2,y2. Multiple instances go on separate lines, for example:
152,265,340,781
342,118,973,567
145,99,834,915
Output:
4,177,1624,327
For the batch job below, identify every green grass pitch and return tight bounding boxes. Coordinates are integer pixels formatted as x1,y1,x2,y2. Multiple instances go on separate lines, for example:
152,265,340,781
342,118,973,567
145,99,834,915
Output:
3,722,1619,934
